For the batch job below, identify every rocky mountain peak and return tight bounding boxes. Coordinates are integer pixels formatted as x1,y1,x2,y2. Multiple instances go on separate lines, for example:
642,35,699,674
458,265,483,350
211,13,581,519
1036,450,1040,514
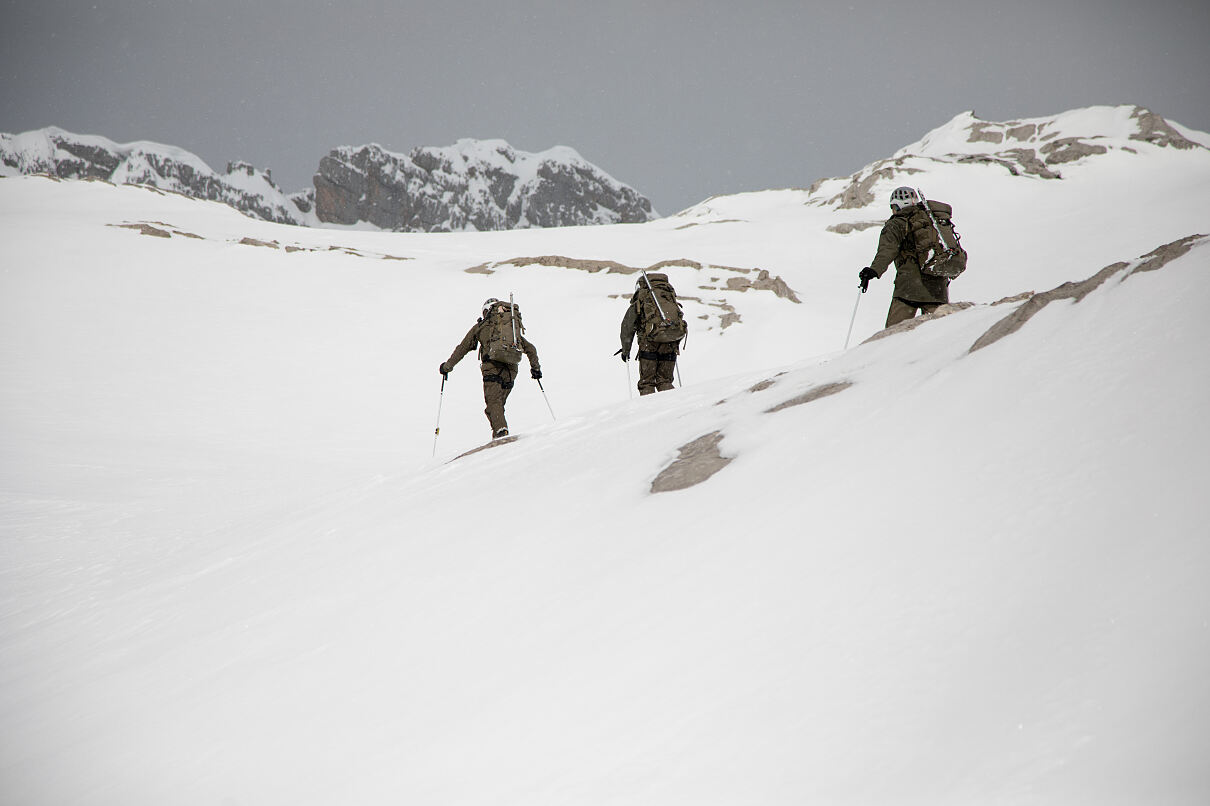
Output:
807,105,1208,211
0,127,308,225
1,128,656,232
312,138,656,231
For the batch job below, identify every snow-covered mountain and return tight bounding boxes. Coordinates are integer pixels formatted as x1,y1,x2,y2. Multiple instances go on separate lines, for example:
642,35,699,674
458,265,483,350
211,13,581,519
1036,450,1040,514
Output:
0,127,314,225
2,104,1208,805
798,104,1208,209
314,138,657,231
0,127,656,231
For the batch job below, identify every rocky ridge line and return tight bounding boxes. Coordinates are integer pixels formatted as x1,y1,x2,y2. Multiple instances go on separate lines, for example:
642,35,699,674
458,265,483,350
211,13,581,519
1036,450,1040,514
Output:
314,140,655,232
0,129,655,232
809,106,1206,211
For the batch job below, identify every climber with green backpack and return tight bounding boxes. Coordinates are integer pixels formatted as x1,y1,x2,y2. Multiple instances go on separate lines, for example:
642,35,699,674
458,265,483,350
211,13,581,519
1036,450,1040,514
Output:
440,296,542,439
858,186,968,328
617,271,687,396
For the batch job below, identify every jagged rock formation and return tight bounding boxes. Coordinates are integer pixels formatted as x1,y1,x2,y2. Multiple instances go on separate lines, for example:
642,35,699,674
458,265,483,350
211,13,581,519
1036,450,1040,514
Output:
312,139,656,231
0,128,310,225
0,129,655,232
809,105,1208,212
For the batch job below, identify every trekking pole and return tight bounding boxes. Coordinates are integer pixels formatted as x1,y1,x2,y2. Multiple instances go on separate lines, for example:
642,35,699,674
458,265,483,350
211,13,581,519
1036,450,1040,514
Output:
626,358,633,399
535,378,557,422
843,286,864,350
432,374,447,457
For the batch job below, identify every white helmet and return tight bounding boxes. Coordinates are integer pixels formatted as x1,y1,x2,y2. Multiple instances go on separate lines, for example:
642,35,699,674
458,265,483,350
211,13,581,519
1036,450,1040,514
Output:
889,186,919,211
482,297,500,315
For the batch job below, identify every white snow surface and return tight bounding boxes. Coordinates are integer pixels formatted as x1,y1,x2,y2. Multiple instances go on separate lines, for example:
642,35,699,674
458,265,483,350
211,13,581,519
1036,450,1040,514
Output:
2,109,1209,805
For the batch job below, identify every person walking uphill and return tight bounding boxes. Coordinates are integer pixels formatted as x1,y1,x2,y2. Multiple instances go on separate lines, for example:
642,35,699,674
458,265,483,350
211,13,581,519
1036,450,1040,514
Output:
859,186,968,328
439,297,541,439
618,272,687,396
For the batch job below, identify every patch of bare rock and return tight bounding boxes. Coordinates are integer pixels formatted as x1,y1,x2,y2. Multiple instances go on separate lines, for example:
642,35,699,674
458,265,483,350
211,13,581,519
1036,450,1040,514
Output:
650,431,733,494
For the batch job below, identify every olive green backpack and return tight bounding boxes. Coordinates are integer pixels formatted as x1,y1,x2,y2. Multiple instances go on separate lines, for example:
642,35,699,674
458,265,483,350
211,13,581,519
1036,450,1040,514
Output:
635,272,687,344
905,191,968,279
481,299,525,364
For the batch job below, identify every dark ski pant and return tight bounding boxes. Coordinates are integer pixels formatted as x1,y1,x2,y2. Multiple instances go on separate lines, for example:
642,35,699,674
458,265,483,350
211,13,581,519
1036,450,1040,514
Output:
637,341,678,396
886,297,942,328
481,360,519,434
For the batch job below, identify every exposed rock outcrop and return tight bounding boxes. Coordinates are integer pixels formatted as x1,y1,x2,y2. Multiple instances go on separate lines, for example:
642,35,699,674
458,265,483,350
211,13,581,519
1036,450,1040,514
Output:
1,128,656,232
0,128,309,225
970,234,1208,352
854,234,1208,353
807,105,1207,212
471,255,800,303
650,431,732,493
312,139,656,231
862,302,976,344
764,381,853,413
106,218,413,261
827,221,882,235
470,254,798,333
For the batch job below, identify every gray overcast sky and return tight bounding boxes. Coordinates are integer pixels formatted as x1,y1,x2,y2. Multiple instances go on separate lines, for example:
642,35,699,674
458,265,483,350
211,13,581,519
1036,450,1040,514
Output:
3,0,1208,213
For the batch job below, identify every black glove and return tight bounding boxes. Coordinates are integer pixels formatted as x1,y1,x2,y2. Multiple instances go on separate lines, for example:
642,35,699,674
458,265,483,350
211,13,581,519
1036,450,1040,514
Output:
614,348,630,362
531,368,542,380
439,362,450,378
858,266,878,292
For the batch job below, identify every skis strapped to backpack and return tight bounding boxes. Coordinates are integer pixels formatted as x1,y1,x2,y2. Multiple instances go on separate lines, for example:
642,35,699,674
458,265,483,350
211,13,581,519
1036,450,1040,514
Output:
910,188,968,279
482,296,525,364
637,271,687,344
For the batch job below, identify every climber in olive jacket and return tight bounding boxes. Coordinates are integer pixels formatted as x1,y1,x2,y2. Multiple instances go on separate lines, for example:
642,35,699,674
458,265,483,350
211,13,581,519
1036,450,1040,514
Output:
618,274,683,396
860,186,952,327
440,298,541,439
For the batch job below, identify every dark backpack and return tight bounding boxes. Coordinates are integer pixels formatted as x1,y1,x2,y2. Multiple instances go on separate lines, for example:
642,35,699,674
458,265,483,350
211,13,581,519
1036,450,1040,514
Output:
481,300,525,364
905,196,968,280
635,273,687,344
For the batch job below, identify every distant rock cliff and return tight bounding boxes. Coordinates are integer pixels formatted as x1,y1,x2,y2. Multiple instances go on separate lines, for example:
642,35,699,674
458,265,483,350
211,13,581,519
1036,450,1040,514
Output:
0,128,310,225
312,139,656,231
0,128,656,231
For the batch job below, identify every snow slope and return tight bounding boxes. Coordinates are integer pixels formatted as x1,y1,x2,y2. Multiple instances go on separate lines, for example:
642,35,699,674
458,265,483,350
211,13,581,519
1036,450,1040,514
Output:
2,106,1209,805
